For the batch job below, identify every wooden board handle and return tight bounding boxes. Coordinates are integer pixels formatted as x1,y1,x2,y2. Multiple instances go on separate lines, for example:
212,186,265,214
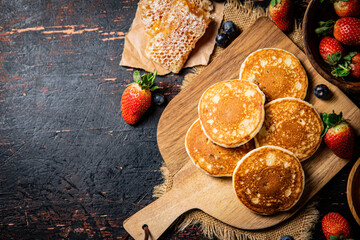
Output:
123,188,194,240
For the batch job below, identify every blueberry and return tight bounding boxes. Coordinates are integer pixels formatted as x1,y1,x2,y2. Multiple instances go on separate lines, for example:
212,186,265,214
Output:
314,84,330,99
280,235,294,240
153,94,166,106
223,21,239,39
215,33,230,48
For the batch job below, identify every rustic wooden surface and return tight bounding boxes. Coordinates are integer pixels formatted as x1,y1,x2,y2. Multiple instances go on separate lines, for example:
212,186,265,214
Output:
0,0,359,239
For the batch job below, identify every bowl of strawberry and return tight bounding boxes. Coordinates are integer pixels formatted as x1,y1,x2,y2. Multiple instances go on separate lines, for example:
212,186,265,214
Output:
303,0,360,93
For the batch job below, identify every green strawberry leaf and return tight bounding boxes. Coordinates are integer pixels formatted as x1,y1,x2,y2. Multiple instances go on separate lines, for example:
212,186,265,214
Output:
134,70,159,91
150,86,160,91
321,111,344,136
327,52,342,66
133,71,141,84
315,20,335,36
331,63,351,78
344,51,357,62
270,0,281,7
150,70,157,85
330,235,338,240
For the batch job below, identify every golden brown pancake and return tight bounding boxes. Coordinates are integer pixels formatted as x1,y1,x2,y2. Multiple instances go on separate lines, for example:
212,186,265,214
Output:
198,79,265,148
255,97,323,161
233,146,305,215
239,48,308,102
185,119,256,177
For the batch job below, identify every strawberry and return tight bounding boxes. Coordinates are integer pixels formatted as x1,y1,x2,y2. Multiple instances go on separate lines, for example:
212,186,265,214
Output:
321,111,355,160
269,0,294,32
350,61,360,78
316,17,360,45
334,17,360,45
121,71,159,125
322,212,353,239
333,0,360,17
352,52,360,63
319,36,345,65
350,52,360,78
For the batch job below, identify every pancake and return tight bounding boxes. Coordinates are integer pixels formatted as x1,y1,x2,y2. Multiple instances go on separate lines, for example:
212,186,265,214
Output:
185,119,256,177
254,97,323,161
198,79,265,148
239,48,308,102
233,146,305,215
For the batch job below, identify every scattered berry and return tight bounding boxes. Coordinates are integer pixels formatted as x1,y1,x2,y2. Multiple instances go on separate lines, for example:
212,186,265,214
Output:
269,0,294,32
121,71,159,125
280,235,294,240
321,112,355,160
314,84,330,99
153,93,166,106
322,212,353,239
215,33,230,48
223,21,239,39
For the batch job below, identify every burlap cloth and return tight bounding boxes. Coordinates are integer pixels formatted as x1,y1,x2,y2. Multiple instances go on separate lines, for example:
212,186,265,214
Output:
153,1,319,239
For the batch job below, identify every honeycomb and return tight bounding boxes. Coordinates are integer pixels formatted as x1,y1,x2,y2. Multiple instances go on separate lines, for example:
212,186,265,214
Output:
143,0,212,73
138,0,173,37
138,0,213,37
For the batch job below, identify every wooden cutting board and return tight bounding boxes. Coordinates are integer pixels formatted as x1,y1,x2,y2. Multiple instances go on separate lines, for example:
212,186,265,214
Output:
124,17,360,239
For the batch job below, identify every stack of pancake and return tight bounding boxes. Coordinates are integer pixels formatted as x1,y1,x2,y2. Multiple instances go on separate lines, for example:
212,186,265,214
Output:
185,48,323,215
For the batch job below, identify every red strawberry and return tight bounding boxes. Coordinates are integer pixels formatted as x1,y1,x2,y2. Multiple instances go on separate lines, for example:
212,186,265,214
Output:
319,36,344,65
269,0,294,32
352,52,360,63
321,111,355,160
334,17,360,45
334,0,360,17
121,71,159,125
322,212,353,239
350,61,360,78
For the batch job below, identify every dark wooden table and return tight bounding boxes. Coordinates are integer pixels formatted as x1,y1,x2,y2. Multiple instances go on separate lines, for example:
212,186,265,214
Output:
0,0,359,239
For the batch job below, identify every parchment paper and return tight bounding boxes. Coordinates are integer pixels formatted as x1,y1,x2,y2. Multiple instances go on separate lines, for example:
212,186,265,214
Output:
120,2,225,75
